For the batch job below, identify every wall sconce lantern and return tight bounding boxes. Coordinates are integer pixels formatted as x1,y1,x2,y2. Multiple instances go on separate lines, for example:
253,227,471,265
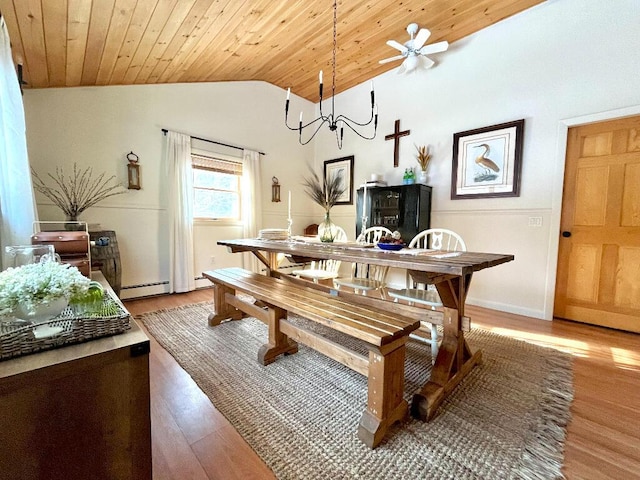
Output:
127,151,141,190
271,176,281,202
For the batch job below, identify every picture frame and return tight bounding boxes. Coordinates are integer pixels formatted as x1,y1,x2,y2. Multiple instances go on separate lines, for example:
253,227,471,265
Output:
451,119,524,199
324,156,354,205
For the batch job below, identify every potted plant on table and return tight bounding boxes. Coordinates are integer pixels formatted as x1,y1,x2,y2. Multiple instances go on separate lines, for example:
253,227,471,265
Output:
302,168,346,242
0,261,91,323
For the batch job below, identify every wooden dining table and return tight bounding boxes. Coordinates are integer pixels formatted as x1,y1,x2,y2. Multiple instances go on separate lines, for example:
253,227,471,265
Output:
217,237,514,421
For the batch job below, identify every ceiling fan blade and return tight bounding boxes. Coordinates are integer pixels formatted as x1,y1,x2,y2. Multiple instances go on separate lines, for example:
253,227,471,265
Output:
413,28,431,50
379,55,405,65
419,56,435,69
386,39,408,53
419,41,449,55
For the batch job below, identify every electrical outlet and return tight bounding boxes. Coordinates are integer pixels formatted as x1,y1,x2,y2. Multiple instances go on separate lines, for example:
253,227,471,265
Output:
210,256,216,265
528,216,543,227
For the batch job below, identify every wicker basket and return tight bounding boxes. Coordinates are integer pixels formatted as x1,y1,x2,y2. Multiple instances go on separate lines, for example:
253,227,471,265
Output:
0,291,130,361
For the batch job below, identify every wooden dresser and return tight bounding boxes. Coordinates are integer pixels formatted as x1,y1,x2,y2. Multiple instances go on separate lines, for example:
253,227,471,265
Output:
0,274,151,480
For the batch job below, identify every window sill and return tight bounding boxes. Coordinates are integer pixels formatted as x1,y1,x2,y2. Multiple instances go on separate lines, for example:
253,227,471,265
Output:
194,218,243,227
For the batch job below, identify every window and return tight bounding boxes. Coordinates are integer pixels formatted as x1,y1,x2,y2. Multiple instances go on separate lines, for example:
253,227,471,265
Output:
192,153,242,220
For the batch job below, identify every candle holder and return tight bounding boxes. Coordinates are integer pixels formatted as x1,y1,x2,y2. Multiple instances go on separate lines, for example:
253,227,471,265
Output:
287,217,293,238
359,215,369,243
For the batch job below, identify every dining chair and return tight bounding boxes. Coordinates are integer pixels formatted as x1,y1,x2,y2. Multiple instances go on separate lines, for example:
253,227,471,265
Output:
290,226,347,284
356,226,392,244
387,228,467,362
333,226,391,297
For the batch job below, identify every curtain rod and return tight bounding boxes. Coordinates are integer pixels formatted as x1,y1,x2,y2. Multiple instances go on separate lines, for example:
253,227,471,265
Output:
161,129,265,156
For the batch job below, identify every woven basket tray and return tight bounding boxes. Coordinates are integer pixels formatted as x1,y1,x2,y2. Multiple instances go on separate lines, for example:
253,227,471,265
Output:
0,291,130,361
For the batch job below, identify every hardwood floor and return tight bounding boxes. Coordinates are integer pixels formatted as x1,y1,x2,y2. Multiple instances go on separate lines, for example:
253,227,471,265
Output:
124,290,640,480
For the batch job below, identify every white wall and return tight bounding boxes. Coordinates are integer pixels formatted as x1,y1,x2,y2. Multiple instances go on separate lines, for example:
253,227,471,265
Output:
22,0,640,318
23,81,317,298
313,0,640,318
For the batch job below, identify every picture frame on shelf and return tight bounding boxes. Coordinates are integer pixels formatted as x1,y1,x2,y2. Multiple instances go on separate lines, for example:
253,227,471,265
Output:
324,155,354,205
451,119,524,199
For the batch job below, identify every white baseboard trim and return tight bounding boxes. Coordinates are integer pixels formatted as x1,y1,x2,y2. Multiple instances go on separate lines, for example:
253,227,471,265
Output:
119,278,214,300
465,297,548,321
119,283,170,300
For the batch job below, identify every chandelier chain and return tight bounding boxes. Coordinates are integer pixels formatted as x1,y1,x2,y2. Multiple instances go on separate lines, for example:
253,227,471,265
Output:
332,0,337,99
283,0,377,149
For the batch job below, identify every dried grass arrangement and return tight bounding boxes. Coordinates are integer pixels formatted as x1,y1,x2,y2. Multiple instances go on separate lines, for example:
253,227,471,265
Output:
416,145,432,172
31,164,127,219
302,168,346,213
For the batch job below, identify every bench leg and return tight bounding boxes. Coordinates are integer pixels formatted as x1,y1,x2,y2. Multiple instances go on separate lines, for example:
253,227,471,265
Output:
357,338,409,448
258,306,298,365
208,284,243,326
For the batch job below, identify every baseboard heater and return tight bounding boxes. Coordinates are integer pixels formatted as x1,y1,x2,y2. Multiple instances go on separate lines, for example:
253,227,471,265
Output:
121,275,213,290
121,281,169,290
119,277,212,300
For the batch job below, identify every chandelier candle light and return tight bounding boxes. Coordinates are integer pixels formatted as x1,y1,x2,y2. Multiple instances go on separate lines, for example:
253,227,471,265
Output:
284,0,378,149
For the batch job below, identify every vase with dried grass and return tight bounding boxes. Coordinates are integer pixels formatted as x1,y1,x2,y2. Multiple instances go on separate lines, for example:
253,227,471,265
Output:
302,168,346,242
416,145,432,184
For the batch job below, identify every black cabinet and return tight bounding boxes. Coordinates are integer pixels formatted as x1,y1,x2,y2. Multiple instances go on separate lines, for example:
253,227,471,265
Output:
356,184,432,241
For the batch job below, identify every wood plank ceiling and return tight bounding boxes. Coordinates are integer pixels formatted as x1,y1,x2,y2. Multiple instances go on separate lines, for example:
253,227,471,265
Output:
0,0,544,102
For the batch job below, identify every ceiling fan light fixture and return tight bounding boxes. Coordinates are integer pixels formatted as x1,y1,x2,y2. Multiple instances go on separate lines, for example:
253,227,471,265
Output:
404,55,419,73
284,0,378,149
380,23,448,74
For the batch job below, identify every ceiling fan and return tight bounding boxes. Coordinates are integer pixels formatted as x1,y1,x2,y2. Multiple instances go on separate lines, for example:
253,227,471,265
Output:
379,23,449,74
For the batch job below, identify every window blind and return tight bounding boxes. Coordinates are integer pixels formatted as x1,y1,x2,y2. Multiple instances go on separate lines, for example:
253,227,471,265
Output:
192,154,242,175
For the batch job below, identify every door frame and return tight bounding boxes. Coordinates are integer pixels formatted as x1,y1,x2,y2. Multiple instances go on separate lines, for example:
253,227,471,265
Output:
545,104,640,320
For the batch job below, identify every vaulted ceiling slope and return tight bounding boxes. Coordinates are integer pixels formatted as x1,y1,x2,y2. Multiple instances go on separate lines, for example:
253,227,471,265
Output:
0,0,544,102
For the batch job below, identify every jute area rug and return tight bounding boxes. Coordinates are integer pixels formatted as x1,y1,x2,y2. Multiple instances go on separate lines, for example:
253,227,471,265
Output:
140,301,574,480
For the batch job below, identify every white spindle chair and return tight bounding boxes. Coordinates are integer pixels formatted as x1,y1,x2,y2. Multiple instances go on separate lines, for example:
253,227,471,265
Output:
290,226,347,283
355,226,392,244
333,226,392,297
388,228,467,362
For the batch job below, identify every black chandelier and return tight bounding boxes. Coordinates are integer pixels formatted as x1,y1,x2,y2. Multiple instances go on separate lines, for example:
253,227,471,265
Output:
284,0,378,149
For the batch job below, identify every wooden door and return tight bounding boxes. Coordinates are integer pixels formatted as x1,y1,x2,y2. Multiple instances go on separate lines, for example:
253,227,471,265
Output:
555,116,640,332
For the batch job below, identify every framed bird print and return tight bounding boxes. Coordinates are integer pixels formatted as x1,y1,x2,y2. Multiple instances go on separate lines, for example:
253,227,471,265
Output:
451,119,524,199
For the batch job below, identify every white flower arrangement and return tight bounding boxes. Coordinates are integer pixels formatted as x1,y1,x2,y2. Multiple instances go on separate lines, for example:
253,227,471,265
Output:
0,261,90,316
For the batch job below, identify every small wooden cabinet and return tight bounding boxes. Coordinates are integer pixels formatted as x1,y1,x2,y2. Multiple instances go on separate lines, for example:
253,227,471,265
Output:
0,275,151,480
356,184,432,241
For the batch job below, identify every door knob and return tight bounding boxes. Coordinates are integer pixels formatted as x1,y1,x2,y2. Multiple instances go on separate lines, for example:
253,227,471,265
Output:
562,231,571,238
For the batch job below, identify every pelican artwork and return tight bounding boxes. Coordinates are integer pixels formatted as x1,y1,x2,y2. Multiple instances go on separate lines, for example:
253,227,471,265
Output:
473,144,500,182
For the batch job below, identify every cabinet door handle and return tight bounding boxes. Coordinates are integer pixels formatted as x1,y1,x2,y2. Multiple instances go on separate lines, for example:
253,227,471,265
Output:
562,231,571,238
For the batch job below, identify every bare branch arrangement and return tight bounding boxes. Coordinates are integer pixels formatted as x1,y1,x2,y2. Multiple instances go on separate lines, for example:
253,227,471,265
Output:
302,168,346,212
31,164,127,218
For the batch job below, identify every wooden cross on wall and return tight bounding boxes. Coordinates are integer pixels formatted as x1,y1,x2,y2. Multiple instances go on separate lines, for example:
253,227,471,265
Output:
385,119,411,168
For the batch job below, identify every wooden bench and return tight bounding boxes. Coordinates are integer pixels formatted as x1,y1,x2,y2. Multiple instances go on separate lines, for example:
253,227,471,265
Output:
203,267,420,448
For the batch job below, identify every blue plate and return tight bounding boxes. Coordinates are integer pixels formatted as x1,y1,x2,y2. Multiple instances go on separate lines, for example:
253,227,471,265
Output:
377,242,405,251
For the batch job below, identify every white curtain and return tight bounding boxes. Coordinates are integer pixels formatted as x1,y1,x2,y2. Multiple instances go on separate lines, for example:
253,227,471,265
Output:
165,131,195,292
0,16,38,269
241,149,262,273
